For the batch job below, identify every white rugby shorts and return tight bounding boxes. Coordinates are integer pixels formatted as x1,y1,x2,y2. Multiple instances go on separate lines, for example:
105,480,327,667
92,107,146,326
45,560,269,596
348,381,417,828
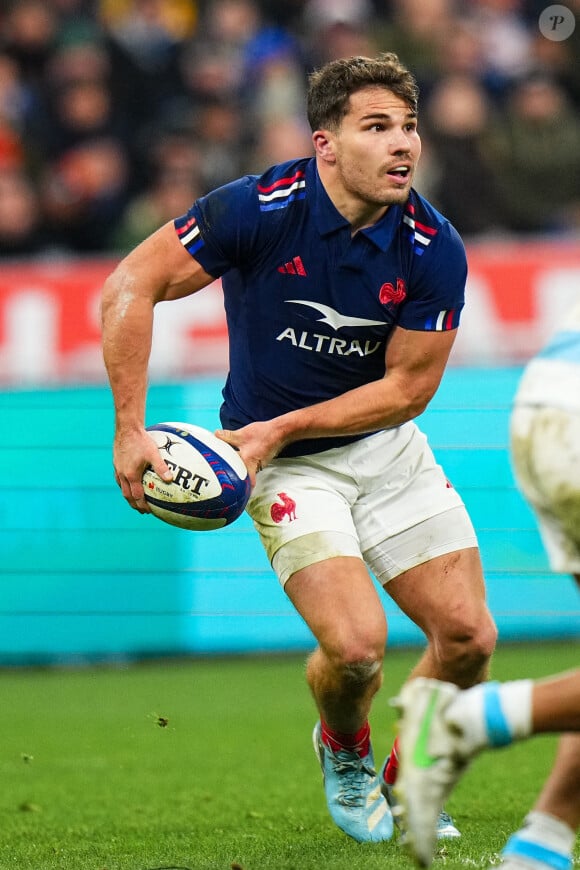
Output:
511,405,580,573
246,422,478,586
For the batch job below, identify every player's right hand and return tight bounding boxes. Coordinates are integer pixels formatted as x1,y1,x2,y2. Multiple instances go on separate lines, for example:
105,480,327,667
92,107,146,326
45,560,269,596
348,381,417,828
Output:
113,428,173,513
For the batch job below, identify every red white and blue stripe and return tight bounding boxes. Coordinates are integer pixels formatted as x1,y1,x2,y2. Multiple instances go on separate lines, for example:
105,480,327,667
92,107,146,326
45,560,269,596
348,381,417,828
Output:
257,170,306,212
424,308,459,331
175,215,204,255
403,203,438,256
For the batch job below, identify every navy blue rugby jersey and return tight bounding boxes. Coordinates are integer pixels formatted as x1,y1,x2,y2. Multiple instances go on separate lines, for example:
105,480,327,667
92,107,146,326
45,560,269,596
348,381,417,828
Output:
174,157,467,457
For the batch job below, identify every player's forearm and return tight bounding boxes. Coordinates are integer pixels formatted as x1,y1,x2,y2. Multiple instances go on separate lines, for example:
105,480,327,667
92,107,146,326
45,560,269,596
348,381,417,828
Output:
101,281,155,433
275,375,430,446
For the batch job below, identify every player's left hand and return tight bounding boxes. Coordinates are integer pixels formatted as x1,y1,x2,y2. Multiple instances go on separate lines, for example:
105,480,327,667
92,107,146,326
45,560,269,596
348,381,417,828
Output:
215,421,282,486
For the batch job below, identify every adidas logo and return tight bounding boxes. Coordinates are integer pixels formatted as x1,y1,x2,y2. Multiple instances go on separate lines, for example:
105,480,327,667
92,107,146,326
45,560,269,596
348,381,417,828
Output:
277,256,307,276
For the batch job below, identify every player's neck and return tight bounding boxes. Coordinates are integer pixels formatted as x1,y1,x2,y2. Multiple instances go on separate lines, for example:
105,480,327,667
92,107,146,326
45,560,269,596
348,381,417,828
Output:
318,165,389,234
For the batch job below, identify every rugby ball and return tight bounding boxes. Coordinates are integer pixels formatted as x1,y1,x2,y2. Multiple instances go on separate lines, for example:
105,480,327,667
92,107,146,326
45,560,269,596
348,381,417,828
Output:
142,422,251,531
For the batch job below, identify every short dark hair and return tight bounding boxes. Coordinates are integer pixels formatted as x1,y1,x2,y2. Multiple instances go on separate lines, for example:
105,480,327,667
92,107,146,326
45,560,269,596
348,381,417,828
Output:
306,53,419,132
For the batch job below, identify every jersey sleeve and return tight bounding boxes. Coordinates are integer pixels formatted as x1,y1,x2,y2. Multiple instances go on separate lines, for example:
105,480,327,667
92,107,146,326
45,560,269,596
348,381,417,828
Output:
398,220,467,332
173,175,260,278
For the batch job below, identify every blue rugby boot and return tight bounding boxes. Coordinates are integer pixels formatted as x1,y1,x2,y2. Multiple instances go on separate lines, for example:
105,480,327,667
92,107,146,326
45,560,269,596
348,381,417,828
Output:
436,809,461,839
312,721,393,842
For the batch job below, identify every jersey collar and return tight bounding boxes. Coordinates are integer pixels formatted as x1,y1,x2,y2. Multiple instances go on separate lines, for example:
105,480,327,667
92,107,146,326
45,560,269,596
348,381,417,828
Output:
310,159,404,251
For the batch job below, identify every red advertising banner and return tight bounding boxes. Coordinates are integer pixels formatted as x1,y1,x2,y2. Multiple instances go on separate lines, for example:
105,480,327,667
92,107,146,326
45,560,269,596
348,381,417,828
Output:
0,259,228,384
452,241,580,364
0,242,578,385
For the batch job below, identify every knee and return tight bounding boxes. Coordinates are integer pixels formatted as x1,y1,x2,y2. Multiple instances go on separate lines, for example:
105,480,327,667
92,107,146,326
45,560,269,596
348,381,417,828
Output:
471,611,498,661
325,626,386,684
329,657,383,697
434,609,497,687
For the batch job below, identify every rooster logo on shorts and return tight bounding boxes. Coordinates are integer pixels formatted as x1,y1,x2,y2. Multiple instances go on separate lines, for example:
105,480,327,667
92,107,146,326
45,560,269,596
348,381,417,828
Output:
270,492,297,523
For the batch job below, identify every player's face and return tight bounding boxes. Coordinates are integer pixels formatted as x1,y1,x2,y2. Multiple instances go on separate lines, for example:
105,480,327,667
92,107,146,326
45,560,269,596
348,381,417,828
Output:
331,87,421,209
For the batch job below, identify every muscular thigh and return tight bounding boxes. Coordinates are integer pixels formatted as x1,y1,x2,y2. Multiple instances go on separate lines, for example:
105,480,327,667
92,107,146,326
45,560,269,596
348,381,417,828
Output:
385,546,488,640
285,556,387,656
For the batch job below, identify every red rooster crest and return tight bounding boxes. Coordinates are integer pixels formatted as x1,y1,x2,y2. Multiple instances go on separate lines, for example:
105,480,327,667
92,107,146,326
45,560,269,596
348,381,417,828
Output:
379,277,407,306
270,492,297,523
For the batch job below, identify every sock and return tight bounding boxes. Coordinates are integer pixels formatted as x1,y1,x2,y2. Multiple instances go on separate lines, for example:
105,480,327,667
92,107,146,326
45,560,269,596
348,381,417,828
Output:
320,720,371,757
383,736,400,785
445,679,533,755
516,810,576,856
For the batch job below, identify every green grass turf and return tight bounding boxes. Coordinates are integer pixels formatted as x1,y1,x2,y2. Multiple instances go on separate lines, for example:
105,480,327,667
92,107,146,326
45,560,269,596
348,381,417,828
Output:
0,642,577,870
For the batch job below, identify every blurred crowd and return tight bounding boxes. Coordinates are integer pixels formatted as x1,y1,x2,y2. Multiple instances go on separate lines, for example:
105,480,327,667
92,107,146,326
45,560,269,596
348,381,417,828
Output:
0,0,579,258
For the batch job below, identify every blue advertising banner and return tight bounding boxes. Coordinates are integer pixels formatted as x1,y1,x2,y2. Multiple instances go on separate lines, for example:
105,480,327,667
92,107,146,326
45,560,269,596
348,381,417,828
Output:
1,370,578,664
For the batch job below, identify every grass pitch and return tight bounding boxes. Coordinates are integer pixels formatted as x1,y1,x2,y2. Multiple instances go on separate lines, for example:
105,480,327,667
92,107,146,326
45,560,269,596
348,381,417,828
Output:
0,642,577,870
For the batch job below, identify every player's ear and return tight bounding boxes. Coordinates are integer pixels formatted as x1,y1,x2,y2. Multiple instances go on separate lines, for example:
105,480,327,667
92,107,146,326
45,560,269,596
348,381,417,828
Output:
313,130,336,164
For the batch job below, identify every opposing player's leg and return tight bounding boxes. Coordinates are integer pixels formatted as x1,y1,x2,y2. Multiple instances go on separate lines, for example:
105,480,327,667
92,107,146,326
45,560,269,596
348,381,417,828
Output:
495,661,580,870
392,678,467,866
393,668,580,867
285,554,394,842
495,734,580,870
492,358,580,870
